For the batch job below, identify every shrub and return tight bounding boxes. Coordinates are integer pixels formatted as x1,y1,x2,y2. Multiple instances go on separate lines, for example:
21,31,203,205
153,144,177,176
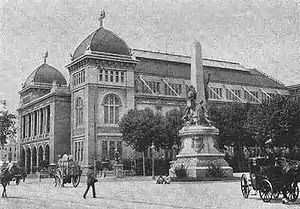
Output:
206,160,225,178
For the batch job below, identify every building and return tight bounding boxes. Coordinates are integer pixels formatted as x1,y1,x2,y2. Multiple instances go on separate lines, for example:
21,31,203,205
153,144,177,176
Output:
18,15,289,173
288,84,300,101
17,59,71,174
0,98,17,163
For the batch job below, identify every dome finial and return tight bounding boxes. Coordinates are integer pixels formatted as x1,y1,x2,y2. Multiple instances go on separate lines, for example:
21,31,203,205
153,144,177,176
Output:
43,51,48,64
98,10,106,28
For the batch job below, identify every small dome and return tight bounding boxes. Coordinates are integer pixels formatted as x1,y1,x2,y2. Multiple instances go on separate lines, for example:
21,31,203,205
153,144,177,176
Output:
73,28,131,60
24,63,67,88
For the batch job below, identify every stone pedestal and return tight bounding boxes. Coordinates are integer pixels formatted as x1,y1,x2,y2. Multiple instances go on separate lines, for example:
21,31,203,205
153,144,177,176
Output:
114,164,124,178
169,125,233,180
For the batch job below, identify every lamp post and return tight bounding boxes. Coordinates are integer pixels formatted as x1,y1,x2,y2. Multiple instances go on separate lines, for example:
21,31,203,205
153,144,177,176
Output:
151,142,155,180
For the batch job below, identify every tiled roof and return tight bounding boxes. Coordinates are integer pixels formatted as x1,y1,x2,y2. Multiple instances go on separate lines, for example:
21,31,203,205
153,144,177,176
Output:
133,50,286,89
24,63,67,88
73,28,131,60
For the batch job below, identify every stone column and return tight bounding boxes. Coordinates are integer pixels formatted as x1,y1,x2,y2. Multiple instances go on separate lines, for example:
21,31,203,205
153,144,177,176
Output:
24,147,27,170
37,109,40,135
30,149,33,174
43,108,46,134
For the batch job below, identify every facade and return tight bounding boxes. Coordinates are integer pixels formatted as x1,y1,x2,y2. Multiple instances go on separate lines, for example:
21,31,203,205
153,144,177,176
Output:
288,84,300,101
17,61,71,174
0,135,18,162
18,17,289,173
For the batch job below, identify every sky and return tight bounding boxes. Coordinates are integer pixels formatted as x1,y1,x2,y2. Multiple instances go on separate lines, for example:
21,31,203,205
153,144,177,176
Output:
0,0,299,113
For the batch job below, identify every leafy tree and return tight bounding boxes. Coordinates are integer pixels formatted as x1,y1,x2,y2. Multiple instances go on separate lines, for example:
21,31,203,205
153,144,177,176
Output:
245,96,300,150
209,102,254,171
0,111,16,146
119,108,165,175
163,108,184,150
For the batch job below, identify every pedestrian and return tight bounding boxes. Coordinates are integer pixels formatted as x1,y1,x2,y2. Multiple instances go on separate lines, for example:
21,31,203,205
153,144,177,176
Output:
101,158,110,178
83,165,97,199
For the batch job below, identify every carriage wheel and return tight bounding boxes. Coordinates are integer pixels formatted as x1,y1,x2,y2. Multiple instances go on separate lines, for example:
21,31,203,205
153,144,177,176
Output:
72,175,81,188
241,174,250,198
285,182,299,202
259,179,273,202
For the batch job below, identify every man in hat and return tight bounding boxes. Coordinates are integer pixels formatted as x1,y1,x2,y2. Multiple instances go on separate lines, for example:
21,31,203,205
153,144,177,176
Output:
83,165,97,199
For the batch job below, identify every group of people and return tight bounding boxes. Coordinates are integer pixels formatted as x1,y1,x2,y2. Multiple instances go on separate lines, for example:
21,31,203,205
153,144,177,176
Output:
156,174,171,184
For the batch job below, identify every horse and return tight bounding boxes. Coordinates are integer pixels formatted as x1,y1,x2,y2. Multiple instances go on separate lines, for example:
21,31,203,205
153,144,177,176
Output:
0,163,21,198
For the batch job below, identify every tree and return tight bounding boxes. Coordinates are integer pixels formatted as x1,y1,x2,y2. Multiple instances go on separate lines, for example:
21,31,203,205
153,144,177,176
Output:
119,108,165,175
209,102,255,171
163,108,184,150
0,111,16,146
245,96,300,150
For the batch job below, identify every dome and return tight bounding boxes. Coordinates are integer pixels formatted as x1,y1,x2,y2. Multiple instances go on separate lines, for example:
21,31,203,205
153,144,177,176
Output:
24,63,67,88
73,28,131,60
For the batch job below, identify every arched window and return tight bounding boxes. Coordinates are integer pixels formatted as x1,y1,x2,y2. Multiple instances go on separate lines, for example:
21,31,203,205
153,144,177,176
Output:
75,97,84,127
103,94,121,124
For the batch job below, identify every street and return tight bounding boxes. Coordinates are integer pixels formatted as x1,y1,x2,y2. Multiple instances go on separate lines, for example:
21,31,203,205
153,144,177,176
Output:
0,177,299,209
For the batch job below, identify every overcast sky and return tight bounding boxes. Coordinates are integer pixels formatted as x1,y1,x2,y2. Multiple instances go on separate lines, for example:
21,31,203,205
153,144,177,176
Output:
0,0,299,113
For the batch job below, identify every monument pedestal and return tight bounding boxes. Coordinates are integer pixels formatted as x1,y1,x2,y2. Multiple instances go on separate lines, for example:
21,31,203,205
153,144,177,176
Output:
170,125,233,180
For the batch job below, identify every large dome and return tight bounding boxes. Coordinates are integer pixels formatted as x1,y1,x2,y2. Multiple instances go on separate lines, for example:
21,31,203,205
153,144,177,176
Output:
24,63,67,88
73,28,131,60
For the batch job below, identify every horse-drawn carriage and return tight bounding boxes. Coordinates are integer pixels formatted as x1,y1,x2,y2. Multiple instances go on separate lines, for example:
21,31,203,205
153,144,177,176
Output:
240,156,300,202
52,155,82,187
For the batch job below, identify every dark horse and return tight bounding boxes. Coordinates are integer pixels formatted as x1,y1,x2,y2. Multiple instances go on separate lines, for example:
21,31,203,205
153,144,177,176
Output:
0,163,21,198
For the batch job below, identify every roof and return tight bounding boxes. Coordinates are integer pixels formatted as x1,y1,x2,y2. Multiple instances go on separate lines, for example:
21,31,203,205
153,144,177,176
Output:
73,28,131,60
133,50,286,89
24,63,67,88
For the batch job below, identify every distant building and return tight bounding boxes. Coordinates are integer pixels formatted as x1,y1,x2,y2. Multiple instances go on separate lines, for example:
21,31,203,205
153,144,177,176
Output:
18,15,289,173
287,84,300,101
0,135,18,162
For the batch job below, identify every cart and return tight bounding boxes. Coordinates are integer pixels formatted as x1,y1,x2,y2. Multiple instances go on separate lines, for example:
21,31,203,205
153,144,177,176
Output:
240,156,299,202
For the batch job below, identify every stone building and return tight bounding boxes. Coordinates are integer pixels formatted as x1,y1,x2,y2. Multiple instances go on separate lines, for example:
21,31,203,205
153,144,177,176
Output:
17,59,71,174
18,15,289,173
288,84,300,101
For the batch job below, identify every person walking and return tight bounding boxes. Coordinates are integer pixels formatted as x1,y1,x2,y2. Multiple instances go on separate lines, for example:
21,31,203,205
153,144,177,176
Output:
83,165,97,199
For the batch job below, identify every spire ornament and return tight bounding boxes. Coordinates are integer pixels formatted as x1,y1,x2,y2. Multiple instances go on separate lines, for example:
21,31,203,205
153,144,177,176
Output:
98,10,106,28
43,51,48,64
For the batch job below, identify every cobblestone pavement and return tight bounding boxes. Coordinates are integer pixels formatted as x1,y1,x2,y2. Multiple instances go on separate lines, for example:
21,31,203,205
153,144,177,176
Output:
0,178,299,209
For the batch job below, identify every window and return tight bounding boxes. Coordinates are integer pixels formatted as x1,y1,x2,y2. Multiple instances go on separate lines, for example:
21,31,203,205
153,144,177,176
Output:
99,68,103,81
115,71,119,83
73,70,85,86
110,71,114,82
102,141,108,159
103,94,121,124
165,83,182,96
244,90,259,103
75,97,84,127
74,141,84,162
147,81,160,94
105,70,109,82
120,72,125,83
208,87,223,99
226,89,241,101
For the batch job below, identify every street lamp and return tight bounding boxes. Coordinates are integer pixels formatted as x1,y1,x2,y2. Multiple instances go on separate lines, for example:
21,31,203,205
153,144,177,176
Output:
151,142,155,180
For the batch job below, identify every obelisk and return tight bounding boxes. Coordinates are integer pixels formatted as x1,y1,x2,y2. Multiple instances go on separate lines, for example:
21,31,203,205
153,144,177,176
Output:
169,41,233,180
191,41,206,107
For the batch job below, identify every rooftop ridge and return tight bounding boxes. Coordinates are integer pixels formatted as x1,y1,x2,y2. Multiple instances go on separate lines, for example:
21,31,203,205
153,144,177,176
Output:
132,48,242,65
254,67,286,87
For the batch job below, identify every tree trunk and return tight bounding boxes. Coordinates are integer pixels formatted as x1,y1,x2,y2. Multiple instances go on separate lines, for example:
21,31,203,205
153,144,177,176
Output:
142,151,146,176
235,141,242,172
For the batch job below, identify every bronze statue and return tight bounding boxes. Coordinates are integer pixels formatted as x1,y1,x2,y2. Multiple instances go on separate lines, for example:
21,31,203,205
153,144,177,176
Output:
182,85,197,126
182,84,212,127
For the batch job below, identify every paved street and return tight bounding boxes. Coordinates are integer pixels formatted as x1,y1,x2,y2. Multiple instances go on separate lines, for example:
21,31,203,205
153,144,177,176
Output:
0,177,299,209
